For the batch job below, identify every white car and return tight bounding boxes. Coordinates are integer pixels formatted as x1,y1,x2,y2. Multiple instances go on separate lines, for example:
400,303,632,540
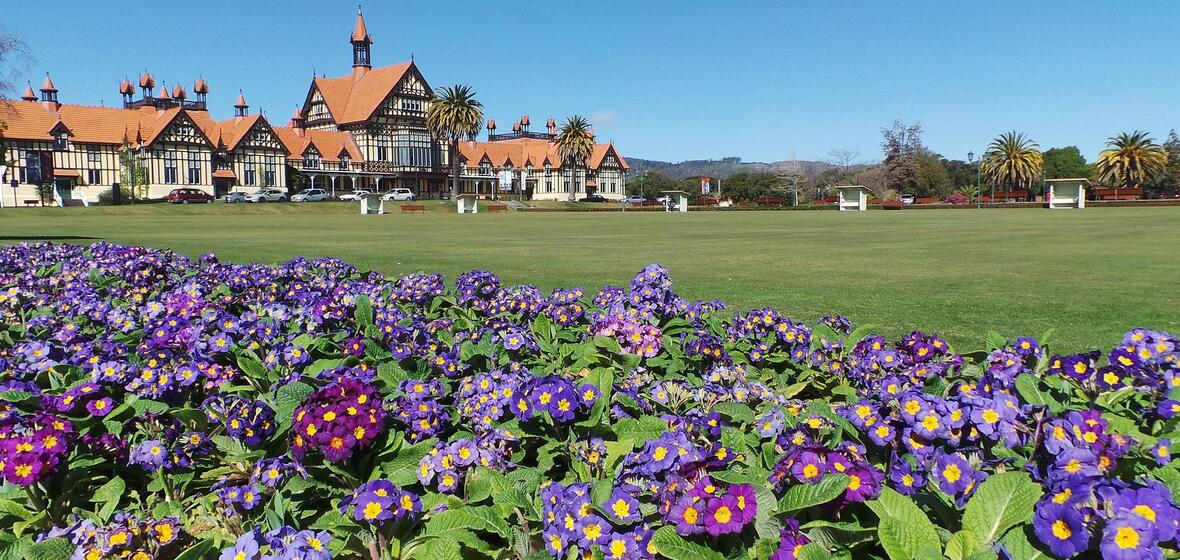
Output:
246,188,288,203
291,188,330,202
222,192,247,203
338,190,373,202
381,188,416,201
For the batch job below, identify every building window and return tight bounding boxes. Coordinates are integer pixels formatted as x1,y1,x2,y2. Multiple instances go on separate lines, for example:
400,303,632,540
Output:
546,180,552,193
244,154,256,186
393,133,432,167
564,180,570,193
164,152,178,184
187,155,201,184
377,137,390,162
87,169,101,184
54,133,69,151
264,156,276,186
340,155,350,170
304,153,320,169
87,147,100,163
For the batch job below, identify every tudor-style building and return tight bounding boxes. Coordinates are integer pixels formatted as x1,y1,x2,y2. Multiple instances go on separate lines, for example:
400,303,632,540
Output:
0,75,288,204
0,8,627,205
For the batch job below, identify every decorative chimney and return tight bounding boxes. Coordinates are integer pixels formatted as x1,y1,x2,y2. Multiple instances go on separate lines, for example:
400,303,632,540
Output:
40,74,59,110
289,106,305,130
193,77,209,103
546,117,556,137
520,114,530,132
512,121,522,133
172,84,186,101
21,82,37,102
119,78,135,105
234,91,249,117
351,7,373,80
139,71,155,98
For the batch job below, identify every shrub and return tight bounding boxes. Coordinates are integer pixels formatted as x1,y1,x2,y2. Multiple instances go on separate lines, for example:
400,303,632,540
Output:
0,241,1176,560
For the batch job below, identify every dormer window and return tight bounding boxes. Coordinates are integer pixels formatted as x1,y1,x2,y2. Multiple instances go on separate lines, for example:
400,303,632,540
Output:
304,153,320,169
544,163,551,172
54,132,69,151
339,155,350,170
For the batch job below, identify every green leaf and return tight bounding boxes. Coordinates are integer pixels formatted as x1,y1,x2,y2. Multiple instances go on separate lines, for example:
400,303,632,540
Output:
174,539,218,560
944,531,976,560
778,474,849,514
960,472,1042,555
1151,466,1180,500
1013,374,1061,412
613,415,669,443
796,543,834,560
985,330,1006,352
997,526,1050,560
713,402,755,424
273,381,314,425
381,438,436,486
353,295,374,327
25,538,73,560
867,487,940,560
412,535,461,560
650,525,724,560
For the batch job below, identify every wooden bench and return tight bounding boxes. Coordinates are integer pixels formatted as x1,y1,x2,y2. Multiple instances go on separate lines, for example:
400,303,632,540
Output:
756,196,784,206
814,197,837,204
23,199,40,207
915,197,941,204
1091,188,1141,201
695,198,719,206
400,204,425,213
487,204,508,213
981,191,1028,203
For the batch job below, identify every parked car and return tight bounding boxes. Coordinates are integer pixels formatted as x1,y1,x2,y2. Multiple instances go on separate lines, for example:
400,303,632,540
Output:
222,192,247,203
900,194,916,205
291,188,330,202
246,188,288,203
338,190,373,202
167,188,214,204
381,188,416,201
578,195,607,203
1159,190,1180,199
620,196,647,204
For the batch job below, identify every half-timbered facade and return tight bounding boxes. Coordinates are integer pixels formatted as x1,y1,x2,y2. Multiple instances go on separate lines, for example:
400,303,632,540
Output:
0,8,627,205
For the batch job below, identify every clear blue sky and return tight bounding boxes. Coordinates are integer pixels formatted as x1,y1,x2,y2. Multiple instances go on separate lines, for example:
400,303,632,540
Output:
4,1,1178,164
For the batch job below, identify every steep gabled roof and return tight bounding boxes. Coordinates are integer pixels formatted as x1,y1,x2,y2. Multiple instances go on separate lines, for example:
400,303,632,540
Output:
214,114,266,151
271,126,363,163
590,144,629,170
308,61,418,125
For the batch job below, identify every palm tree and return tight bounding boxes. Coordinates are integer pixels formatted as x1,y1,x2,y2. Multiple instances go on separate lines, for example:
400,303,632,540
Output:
1095,131,1168,193
426,85,483,199
554,116,595,202
980,132,1043,199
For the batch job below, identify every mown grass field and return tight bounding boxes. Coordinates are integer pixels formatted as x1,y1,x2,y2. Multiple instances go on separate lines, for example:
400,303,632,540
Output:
1,202,1176,352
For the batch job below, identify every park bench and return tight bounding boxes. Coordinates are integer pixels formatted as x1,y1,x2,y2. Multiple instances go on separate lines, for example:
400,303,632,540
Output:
487,204,508,213
882,200,904,210
915,197,941,204
1091,188,1141,201
695,198,719,206
400,204,425,214
756,196,784,206
814,197,837,204
641,200,663,207
23,199,40,207
981,191,1028,203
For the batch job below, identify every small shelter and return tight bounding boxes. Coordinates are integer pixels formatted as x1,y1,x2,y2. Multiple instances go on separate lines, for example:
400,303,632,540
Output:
835,185,873,212
661,190,689,212
360,193,384,214
1045,178,1087,209
456,194,479,214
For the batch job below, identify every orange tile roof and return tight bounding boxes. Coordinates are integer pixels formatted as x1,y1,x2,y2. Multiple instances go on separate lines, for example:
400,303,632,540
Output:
271,126,363,163
351,9,371,43
311,61,414,125
0,101,227,150
212,169,236,179
213,114,263,151
53,169,82,178
458,138,628,171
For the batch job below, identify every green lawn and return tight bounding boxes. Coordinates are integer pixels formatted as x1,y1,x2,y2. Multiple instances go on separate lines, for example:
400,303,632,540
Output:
1,202,1176,352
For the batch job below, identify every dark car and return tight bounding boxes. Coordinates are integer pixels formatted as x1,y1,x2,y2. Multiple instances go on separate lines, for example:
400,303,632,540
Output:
578,195,607,203
167,188,214,204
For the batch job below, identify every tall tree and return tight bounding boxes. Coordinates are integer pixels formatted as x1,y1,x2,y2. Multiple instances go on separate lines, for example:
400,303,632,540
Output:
426,85,483,199
1042,146,1089,179
981,131,1043,191
0,26,30,172
879,120,923,195
914,152,952,197
1157,130,1180,194
554,116,594,202
1094,131,1168,192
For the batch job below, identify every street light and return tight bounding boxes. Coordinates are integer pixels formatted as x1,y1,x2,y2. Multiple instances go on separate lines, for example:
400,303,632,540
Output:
968,151,981,209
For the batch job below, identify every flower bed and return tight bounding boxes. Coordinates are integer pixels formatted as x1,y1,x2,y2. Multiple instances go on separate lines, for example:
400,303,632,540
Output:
0,241,1177,560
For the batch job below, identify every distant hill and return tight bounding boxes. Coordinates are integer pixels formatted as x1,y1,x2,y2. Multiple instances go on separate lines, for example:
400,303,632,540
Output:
626,157,860,180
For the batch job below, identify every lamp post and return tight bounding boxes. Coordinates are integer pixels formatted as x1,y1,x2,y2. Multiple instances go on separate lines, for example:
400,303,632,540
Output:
968,151,980,209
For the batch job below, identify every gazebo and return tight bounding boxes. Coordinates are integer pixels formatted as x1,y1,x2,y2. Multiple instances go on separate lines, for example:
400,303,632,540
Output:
456,194,479,214
359,193,384,215
1045,178,1087,209
661,190,689,212
835,185,874,212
